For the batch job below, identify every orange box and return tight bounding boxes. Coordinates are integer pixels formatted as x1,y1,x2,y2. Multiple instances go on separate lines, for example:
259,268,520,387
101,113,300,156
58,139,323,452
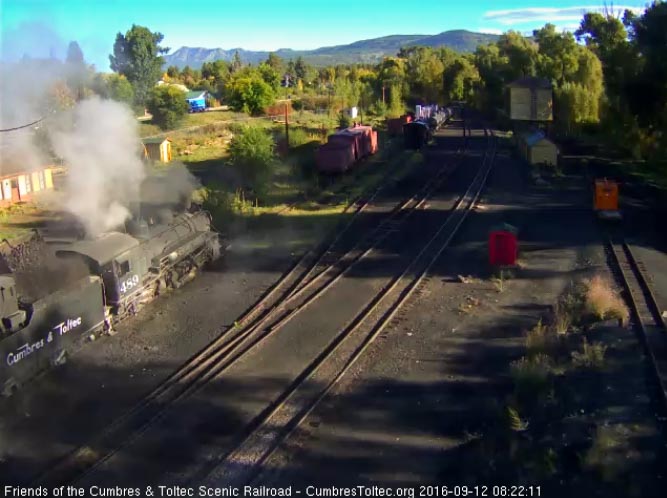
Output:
594,179,619,211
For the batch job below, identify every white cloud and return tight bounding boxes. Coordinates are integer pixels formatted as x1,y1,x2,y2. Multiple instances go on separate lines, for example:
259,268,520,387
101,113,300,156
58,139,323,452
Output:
484,5,645,26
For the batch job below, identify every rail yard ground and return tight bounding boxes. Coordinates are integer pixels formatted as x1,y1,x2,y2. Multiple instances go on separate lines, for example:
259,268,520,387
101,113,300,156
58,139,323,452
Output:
1,120,666,497
252,130,667,496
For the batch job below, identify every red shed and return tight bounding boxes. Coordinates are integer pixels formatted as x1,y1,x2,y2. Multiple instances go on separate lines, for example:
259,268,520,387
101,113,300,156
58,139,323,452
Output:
489,225,518,266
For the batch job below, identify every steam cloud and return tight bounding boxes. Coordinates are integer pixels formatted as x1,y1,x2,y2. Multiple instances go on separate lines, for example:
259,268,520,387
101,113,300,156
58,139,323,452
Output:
1,53,200,240
48,97,146,236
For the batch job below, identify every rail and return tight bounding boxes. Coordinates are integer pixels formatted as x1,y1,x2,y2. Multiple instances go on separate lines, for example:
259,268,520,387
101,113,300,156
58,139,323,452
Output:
606,238,667,413
33,121,467,487
199,123,496,486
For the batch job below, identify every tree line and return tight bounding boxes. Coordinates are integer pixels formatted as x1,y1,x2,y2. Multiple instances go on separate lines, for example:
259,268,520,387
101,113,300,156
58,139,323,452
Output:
29,1,667,157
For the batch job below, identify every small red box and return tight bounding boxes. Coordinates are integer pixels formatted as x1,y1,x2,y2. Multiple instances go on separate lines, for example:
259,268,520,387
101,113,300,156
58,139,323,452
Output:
489,230,518,266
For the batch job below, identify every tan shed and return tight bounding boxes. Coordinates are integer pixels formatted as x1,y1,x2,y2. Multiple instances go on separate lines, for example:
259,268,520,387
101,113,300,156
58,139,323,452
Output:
508,77,553,122
142,137,172,163
519,131,559,166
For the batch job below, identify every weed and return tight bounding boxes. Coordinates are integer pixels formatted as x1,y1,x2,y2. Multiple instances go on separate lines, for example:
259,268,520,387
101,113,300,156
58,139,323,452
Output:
585,275,629,324
525,319,556,356
553,301,573,335
506,405,529,432
457,303,472,314
492,269,508,292
583,425,625,482
571,338,607,369
510,354,552,399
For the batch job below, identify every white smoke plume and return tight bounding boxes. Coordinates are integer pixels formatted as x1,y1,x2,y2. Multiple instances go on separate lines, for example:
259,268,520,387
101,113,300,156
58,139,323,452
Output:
47,97,146,236
0,59,62,176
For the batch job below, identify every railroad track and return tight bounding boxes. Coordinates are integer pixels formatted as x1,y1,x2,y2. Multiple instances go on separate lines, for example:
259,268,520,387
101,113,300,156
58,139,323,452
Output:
198,126,496,486
67,122,488,487
606,238,667,412
34,123,467,487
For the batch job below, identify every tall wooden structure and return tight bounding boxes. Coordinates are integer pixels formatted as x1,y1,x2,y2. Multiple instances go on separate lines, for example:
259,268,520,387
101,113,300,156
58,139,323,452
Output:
507,77,553,122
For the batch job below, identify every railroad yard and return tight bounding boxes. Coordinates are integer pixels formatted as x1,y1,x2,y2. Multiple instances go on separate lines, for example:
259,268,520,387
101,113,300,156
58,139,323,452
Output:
0,114,665,497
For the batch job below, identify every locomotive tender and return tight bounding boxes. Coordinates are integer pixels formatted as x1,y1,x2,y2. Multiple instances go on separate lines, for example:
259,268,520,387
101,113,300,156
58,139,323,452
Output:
0,208,220,396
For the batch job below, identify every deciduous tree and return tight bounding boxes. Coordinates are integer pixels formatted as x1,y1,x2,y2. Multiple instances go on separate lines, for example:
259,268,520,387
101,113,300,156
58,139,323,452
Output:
110,25,169,107
226,75,275,115
146,85,188,130
227,126,275,199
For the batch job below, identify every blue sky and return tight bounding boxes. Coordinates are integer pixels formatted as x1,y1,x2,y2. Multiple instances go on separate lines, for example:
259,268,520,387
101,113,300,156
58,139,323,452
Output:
0,0,648,70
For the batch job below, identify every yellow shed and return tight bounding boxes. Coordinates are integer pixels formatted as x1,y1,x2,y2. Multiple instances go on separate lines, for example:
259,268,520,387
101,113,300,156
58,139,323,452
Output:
508,77,553,122
143,137,172,163
44,168,54,189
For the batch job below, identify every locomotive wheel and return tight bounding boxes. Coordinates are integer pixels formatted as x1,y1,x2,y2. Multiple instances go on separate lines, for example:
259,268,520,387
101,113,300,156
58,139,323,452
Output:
2,378,19,398
171,270,182,289
51,349,67,367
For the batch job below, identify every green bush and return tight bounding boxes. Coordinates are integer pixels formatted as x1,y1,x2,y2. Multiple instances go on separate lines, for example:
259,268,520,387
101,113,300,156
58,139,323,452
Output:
292,99,304,111
146,85,188,130
228,126,276,199
338,111,351,129
225,76,275,116
201,187,253,229
287,127,311,148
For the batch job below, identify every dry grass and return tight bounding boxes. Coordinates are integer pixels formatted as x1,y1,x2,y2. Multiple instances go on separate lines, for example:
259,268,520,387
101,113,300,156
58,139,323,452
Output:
583,425,627,482
553,300,573,335
585,275,629,324
571,337,607,369
506,405,529,432
492,269,509,292
525,319,555,356
510,354,552,397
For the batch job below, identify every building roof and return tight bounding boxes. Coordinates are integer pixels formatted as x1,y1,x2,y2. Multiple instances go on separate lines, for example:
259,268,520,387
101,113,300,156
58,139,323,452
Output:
143,137,171,145
0,165,53,181
508,77,552,90
521,130,557,148
186,91,207,100
55,232,139,266
158,81,189,93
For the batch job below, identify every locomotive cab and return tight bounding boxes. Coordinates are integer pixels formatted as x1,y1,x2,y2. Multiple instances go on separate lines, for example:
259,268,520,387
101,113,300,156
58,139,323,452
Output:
0,275,26,334
55,232,148,310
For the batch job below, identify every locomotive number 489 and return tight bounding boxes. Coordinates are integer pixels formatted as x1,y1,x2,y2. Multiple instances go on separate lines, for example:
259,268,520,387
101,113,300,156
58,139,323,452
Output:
120,274,140,294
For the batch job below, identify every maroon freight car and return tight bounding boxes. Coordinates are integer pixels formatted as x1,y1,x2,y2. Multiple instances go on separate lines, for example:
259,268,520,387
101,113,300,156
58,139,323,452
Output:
316,141,356,173
316,125,379,174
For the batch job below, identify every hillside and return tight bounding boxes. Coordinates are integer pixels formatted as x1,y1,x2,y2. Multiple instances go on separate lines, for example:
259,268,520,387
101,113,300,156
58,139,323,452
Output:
163,30,499,69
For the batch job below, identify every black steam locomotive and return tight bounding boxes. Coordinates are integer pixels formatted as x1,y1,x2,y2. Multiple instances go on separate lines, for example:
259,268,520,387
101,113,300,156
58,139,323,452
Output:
0,207,220,396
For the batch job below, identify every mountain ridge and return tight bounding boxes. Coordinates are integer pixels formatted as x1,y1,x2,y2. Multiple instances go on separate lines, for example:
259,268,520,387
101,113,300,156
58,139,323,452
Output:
163,29,499,69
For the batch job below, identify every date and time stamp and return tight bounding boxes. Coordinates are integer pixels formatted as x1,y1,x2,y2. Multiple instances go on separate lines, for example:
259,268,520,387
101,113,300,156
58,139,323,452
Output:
412,486,542,497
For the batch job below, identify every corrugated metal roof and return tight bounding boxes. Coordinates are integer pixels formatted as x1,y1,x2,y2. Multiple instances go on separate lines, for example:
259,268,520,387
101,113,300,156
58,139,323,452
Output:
55,232,139,266
186,91,207,100
508,77,552,90
142,137,171,145
520,130,551,147
0,165,53,181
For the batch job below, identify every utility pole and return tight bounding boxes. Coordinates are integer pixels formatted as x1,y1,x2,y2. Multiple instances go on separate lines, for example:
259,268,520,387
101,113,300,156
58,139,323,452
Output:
284,100,289,152
382,86,386,104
